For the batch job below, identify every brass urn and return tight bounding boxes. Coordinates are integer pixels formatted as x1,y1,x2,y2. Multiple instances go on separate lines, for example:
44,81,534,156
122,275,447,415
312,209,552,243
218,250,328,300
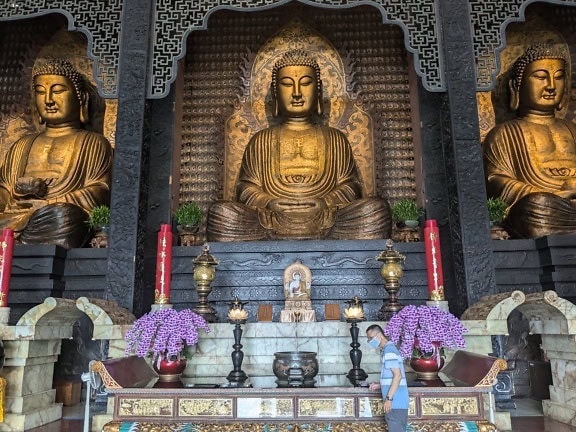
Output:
192,243,219,322
375,239,405,319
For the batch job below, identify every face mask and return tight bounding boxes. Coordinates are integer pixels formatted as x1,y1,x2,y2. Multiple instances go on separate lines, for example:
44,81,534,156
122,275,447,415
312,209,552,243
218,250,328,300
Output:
368,337,380,348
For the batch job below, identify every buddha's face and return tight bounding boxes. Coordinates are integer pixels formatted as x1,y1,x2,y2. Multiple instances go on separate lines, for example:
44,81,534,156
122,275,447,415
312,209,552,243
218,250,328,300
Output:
34,74,81,125
276,65,317,118
519,58,566,113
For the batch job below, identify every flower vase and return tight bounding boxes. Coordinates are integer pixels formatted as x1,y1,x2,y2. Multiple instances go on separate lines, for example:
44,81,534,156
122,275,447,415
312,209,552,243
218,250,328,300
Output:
153,354,187,387
410,355,445,381
410,341,445,381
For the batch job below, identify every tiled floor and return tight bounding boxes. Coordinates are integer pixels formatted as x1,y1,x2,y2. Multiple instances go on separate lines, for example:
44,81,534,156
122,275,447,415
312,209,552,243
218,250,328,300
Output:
27,398,576,431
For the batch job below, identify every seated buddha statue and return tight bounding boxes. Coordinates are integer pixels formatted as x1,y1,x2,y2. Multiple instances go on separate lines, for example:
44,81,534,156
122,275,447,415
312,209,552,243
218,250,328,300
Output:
207,50,391,241
484,44,576,238
0,59,113,248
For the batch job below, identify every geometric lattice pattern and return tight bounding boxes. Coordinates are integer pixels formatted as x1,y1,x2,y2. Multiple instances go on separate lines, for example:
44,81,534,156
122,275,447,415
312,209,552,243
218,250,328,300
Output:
152,0,441,98
0,0,122,97
471,0,576,90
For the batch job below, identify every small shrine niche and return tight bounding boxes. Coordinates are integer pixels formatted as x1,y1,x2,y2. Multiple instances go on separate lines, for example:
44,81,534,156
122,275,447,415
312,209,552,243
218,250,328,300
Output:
281,259,315,323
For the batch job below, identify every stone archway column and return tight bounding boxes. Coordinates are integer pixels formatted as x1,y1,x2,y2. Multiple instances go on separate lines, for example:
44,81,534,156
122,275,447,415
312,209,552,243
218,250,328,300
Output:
0,298,79,431
0,297,135,431
529,292,576,427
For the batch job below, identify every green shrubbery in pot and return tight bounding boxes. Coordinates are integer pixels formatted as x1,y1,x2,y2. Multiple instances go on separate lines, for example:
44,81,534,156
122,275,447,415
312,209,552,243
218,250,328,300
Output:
391,199,424,228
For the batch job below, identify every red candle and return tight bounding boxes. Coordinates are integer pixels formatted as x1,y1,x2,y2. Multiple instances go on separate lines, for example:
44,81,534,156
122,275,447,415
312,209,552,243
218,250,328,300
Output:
155,224,173,304
424,220,445,301
0,229,15,307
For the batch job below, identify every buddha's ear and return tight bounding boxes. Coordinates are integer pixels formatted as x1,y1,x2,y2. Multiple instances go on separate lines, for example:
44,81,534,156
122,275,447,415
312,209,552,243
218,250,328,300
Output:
509,78,520,111
271,84,279,118
79,91,90,125
317,79,324,116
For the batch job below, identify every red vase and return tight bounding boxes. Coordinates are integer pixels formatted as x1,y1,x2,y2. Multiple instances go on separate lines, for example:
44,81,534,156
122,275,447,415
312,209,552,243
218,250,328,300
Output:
410,356,445,381
153,354,187,384
410,340,445,381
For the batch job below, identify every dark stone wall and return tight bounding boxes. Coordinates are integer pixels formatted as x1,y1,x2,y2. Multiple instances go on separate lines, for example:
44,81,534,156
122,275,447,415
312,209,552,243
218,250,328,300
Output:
170,240,428,323
5,235,576,324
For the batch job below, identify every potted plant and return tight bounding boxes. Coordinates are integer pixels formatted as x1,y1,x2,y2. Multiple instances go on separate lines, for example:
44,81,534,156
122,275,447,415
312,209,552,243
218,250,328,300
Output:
391,199,424,228
174,202,202,229
124,308,210,383
87,205,110,248
384,305,468,380
487,197,508,225
487,197,509,240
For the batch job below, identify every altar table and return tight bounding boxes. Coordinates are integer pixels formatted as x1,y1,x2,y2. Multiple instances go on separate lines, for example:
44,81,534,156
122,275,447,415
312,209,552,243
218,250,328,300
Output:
101,385,497,432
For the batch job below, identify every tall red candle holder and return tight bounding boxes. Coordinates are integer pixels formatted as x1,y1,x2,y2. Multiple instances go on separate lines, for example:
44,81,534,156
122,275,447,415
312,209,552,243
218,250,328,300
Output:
154,224,173,308
0,228,14,324
424,220,449,312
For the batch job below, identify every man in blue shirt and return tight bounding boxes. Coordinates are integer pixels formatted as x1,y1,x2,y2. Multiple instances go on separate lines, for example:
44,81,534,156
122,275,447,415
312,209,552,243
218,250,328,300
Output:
366,324,409,432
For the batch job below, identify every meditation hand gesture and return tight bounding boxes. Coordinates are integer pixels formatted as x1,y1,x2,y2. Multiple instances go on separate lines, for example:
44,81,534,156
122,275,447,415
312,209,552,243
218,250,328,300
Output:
14,177,51,198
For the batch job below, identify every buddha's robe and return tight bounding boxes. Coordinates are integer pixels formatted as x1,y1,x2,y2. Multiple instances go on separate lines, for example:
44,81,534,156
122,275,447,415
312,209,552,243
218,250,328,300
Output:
484,117,576,238
0,130,112,248
207,125,391,241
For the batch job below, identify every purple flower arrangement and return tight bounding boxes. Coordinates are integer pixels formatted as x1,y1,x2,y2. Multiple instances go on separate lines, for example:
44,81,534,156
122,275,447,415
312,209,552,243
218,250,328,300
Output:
384,305,468,359
124,308,211,358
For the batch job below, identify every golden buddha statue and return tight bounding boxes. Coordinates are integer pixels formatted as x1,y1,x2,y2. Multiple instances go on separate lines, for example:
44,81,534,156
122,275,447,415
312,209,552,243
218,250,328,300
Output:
207,50,391,241
484,44,576,238
0,59,113,248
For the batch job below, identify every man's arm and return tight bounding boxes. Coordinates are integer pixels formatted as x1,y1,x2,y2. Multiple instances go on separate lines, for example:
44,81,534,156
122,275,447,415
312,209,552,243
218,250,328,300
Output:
386,367,402,399
382,367,401,413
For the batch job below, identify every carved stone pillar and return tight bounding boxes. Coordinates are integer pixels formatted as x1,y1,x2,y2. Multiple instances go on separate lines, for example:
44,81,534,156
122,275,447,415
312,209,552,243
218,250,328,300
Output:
435,0,497,314
106,0,155,315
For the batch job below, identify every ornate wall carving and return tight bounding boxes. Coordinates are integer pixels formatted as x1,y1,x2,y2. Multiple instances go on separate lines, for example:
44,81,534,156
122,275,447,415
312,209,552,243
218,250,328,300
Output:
470,0,576,91
0,0,122,97
153,0,441,98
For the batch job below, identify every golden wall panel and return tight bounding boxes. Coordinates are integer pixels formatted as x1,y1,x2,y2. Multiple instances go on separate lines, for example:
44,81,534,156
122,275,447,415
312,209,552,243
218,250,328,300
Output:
420,397,479,416
298,397,354,418
236,397,294,418
117,397,174,417
178,398,233,417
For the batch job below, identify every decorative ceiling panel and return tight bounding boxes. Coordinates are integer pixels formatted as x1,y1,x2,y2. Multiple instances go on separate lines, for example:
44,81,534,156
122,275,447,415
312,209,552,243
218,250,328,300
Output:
0,0,122,98
151,0,442,98
471,0,576,91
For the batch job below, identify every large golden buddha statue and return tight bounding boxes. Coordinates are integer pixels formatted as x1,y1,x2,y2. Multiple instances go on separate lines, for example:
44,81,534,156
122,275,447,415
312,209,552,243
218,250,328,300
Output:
484,44,576,238
0,59,113,248
207,50,391,241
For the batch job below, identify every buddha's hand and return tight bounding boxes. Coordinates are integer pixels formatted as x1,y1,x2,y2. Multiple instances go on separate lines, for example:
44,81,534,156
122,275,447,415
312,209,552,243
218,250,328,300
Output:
557,179,576,199
267,198,327,214
14,177,50,198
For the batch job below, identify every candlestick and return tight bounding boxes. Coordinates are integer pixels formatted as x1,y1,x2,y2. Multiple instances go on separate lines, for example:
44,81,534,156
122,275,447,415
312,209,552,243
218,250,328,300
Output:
0,229,14,308
226,298,250,387
155,224,173,305
344,297,368,386
424,220,445,301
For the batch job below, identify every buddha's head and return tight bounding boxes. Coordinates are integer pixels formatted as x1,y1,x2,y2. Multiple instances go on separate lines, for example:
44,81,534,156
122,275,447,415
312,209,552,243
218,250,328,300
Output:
509,44,568,114
271,50,323,118
32,59,89,126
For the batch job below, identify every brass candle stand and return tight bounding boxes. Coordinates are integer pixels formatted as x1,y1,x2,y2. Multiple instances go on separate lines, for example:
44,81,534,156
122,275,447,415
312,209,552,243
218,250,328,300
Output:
376,239,406,320
192,243,219,323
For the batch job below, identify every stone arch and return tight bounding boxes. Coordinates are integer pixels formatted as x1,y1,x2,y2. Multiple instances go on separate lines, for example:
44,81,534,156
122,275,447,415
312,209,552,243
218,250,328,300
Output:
1,297,134,429
16,296,135,340
462,290,576,427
